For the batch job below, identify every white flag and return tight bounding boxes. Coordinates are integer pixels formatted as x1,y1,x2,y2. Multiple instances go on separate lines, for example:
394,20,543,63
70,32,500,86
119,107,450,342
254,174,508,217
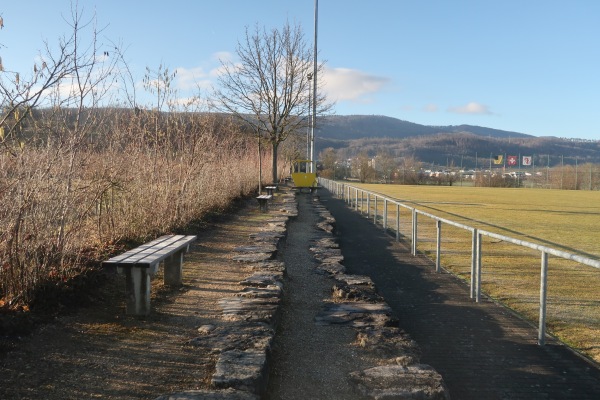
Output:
522,156,532,166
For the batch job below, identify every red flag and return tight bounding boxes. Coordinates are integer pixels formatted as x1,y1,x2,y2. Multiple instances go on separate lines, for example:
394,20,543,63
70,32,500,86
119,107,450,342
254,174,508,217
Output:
507,155,518,166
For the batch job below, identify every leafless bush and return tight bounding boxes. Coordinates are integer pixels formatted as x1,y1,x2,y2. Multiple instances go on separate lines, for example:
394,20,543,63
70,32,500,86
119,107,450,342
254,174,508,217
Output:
474,174,519,188
0,8,264,307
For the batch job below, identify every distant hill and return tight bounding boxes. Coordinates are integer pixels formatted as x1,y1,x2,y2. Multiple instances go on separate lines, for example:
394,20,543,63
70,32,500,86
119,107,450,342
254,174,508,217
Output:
318,115,532,140
441,124,532,139
314,115,600,167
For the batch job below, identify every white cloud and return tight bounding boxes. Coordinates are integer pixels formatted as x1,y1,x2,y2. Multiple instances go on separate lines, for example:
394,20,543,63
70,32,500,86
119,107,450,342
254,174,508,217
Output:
448,102,493,115
174,52,237,91
212,51,235,63
423,103,439,112
175,66,210,91
322,67,390,103
209,62,241,79
167,95,209,111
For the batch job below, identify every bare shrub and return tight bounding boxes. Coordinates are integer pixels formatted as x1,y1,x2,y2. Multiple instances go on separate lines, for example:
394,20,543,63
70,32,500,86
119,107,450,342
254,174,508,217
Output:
474,173,519,188
0,109,263,306
0,9,264,307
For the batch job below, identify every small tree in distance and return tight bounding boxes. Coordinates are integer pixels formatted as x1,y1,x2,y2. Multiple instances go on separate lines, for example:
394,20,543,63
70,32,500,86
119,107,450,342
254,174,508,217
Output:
214,22,331,184
319,147,338,179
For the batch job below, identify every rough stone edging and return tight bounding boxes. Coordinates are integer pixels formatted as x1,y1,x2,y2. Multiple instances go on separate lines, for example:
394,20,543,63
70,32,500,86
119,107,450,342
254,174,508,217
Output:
154,190,451,399
155,190,298,400
311,196,451,400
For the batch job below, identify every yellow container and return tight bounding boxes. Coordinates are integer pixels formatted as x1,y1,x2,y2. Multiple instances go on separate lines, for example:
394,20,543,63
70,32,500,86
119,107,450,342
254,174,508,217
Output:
291,160,318,188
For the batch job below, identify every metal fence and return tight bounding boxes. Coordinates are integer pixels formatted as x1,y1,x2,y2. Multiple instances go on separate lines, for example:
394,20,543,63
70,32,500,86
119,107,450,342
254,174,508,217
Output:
319,178,600,347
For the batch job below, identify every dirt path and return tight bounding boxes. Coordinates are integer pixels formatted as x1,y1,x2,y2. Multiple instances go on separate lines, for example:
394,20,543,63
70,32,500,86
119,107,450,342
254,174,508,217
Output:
266,194,369,399
0,200,266,399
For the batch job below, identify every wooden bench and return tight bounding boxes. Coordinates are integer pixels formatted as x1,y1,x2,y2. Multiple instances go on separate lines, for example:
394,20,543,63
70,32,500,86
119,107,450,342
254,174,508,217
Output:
265,186,277,196
256,194,273,212
103,235,197,315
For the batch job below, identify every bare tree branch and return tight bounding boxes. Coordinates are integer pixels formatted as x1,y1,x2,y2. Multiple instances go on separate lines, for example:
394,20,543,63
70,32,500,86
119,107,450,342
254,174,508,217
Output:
214,22,332,183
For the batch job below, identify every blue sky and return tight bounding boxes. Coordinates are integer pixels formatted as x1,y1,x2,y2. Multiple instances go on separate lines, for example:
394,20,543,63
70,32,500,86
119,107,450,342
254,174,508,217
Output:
1,1,599,139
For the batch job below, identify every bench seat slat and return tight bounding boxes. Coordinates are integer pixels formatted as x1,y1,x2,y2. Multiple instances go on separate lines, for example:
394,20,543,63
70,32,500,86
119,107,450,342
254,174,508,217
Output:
108,235,183,260
104,235,196,268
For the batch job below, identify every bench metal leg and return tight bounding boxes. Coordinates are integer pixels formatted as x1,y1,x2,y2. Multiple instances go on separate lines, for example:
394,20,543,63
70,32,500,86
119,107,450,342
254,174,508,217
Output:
124,267,151,315
258,199,268,212
164,250,184,286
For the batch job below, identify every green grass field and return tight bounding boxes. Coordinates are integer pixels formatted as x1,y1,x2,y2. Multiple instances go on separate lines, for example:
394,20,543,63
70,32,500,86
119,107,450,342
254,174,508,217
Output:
343,183,600,363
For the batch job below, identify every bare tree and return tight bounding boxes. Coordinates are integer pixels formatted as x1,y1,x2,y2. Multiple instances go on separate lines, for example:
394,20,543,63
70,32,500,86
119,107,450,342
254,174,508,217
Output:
375,150,397,183
319,147,338,178
214,22,331,183
354,152,376,183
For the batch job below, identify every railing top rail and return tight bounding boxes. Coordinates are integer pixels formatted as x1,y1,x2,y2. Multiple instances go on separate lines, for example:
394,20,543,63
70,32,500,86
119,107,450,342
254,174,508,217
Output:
320,178,600,270
349,185,414,210
477,229,600,269
415,209,475,232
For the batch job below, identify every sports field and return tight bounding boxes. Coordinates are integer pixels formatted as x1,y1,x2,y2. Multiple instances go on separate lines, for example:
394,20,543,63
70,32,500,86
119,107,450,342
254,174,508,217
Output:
342,182,600,364
357,184,600,257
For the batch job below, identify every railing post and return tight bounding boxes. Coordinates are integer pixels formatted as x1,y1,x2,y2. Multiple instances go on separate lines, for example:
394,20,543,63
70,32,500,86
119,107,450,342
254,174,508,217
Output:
348,186,352,206
436,220,442,273
476,231,482,303
383,199,388,230
374,196,378,225
396,204,400,242
366,194,370,218
360,191,364,215
411,209,417,256
539,251,549,346
471,228,477,299
355,188,358,211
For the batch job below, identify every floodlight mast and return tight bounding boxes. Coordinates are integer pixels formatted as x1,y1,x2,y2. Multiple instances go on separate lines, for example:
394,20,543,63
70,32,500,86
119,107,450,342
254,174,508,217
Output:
310,0,318,173
307,73,312,160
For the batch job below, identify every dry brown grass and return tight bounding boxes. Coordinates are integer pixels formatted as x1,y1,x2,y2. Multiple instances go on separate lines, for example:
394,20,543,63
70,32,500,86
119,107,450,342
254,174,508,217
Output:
0,110,268,308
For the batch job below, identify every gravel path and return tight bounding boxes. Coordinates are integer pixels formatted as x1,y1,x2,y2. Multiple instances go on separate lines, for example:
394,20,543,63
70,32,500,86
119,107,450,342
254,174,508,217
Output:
266,194,369,399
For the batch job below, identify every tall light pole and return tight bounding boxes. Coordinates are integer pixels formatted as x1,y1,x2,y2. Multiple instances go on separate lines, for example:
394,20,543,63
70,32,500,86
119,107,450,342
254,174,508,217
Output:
307,73,312,160
310,0,318,173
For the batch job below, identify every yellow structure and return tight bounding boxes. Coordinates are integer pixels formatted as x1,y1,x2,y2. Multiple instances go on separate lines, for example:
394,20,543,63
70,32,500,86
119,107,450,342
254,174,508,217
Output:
291,159,318,188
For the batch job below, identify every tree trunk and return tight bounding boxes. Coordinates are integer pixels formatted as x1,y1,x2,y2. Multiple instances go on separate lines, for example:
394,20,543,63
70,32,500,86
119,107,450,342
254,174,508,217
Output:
271,142,278,184
258,137,263,193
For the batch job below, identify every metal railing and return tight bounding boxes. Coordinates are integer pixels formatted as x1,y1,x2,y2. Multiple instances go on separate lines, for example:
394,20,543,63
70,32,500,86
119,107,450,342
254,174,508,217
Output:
319,178,600,346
